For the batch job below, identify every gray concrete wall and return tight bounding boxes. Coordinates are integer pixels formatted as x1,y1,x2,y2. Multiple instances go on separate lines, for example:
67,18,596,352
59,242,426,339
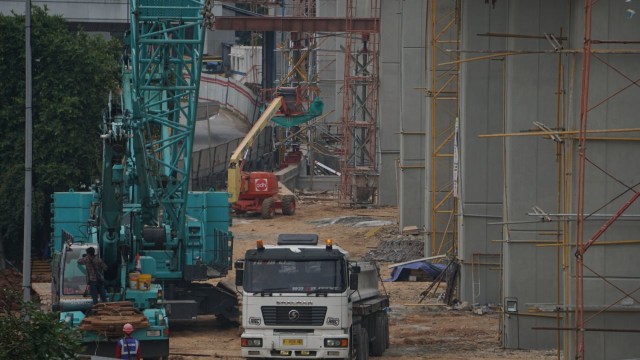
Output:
499,0,570,351
378,0,403,206
397,0,427,230
458,0,508,307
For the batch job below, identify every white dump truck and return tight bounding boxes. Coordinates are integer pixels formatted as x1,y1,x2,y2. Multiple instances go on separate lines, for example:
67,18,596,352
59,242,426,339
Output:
235,234,390,359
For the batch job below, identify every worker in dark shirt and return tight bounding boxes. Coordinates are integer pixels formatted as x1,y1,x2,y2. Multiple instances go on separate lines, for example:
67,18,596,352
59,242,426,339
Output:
77,246,108,304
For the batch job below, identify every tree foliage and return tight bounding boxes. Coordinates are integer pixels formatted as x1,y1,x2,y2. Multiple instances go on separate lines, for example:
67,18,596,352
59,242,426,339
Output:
0,287,81,359
0,7,121,263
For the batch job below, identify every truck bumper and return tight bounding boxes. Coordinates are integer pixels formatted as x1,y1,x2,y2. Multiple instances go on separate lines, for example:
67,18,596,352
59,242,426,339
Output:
83,339,169,358
241,333,349,358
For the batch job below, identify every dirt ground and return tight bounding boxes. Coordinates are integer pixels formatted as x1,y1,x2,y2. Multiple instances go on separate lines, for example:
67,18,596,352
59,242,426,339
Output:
167,198,559,360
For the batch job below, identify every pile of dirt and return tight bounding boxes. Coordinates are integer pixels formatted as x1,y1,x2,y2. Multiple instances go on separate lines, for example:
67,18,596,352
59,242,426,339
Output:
0,268,40,309
0,268,26,294
364,236,424,263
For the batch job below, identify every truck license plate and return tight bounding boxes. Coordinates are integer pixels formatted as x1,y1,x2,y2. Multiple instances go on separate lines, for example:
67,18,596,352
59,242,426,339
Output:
283,339,303,346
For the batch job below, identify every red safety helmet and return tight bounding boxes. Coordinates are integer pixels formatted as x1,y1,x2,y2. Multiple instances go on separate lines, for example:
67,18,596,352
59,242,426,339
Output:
123,323,134,334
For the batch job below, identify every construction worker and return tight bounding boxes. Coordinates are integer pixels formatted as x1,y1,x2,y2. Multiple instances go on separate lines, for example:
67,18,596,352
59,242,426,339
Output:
77,246,108,304
115,323,141,359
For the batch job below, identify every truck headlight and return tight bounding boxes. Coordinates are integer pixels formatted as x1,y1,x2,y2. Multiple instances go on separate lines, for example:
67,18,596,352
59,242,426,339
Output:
241,338,262,347
324,338,348,348
64,314,73,326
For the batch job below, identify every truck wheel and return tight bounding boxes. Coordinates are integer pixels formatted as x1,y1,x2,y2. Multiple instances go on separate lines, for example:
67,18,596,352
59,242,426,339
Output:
359,327,369,360
370,312,388,356
261,198,275,219
351,326,365,360
384,312,390,349
352,325,369,360
349,327,357,360
281,195,296,215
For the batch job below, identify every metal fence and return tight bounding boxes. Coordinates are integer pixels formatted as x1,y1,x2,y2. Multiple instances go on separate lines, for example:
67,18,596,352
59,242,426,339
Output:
190,126,276,191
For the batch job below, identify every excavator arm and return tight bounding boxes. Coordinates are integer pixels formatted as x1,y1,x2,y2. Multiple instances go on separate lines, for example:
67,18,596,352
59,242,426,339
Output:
228,96,283,203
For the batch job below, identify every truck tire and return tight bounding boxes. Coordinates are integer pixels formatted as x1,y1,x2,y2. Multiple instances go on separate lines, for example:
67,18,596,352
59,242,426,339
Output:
384,311,390,349
281,195,296,215
352,325,369,360
261,198,275,219
370,311,388,356
358,328,369,360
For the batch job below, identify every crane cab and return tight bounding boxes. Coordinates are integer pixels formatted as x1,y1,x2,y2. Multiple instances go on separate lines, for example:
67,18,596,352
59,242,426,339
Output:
52,242,97,312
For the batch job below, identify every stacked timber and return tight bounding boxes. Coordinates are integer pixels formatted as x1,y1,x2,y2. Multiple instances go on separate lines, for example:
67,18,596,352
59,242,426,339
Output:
79,301,149,337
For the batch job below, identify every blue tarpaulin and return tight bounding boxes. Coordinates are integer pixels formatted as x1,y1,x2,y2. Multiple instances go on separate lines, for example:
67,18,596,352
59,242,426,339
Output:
384,261,447,282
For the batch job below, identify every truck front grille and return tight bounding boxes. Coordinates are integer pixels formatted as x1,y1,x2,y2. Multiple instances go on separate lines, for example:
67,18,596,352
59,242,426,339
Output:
261,306,327,326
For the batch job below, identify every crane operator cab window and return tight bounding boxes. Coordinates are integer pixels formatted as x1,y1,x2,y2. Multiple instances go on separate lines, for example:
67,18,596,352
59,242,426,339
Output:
62,245,90,296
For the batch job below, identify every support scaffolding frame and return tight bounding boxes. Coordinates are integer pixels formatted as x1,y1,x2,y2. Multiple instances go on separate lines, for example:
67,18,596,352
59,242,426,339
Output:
339,0,380,206
427,0,461,257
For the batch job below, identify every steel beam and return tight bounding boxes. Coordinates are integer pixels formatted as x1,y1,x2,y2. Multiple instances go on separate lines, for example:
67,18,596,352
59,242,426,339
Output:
214,16,378,32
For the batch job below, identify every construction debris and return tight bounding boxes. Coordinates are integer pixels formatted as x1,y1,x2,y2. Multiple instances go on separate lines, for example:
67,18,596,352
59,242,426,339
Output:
473,304,490,315
309,215,394,227
79,301,150,337
401,226,421,235
363,236,424,263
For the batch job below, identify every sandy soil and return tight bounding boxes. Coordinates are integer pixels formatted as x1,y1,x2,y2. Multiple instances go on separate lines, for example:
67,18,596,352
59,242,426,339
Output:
167,199,558,360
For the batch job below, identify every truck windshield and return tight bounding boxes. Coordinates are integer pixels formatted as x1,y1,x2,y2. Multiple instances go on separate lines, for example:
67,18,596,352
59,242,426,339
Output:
62,249,88,295
245,259,345,293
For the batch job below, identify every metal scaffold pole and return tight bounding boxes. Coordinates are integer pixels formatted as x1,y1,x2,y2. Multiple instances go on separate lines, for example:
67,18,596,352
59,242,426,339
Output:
22,0,33,303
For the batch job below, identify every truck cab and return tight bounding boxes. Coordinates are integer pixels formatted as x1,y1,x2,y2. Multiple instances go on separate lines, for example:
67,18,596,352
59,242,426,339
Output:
236,234,389,359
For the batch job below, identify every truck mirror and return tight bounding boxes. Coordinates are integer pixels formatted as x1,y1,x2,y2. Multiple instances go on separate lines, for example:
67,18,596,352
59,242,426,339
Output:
235,269,244,286
349,273,358,290
235,260,244,286
348,262,361,273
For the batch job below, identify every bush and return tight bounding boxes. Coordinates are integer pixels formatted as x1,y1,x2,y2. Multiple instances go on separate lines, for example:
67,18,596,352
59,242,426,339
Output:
0,288,81,360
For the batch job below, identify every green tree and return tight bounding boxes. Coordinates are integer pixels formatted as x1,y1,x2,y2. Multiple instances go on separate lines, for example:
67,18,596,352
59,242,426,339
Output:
0,287,81,359
0,7,121,265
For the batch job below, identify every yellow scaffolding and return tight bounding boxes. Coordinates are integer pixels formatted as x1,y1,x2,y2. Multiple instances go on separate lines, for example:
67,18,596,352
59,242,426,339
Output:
428,0,461,257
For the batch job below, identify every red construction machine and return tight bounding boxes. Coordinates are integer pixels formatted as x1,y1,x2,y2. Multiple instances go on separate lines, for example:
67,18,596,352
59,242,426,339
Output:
227,96,297,219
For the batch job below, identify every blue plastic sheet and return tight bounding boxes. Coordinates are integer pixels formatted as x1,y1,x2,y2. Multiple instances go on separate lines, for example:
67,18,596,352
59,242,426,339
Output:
384,261,447,282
